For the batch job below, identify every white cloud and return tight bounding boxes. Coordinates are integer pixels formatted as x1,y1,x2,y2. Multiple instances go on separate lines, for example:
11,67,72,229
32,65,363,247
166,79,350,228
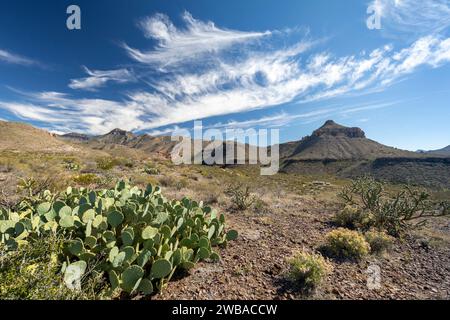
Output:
370,0,450,36
0,49,37,66
2,13,450,135
69,67,135,91
124,11,271,68
1,33,450,135
125,34,450,130
145,125,181,136
0,92,145,135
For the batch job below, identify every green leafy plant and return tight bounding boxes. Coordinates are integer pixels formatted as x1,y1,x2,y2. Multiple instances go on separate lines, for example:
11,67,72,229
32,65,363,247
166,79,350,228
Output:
322,228,370,260
287,251,332,291
0,180,238,297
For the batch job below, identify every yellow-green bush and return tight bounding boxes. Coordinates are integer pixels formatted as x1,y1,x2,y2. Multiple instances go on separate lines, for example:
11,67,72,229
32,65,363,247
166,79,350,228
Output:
96,157,120,171
333,205,371,229
364,230,394,254
143,163,160,175
287,251,333,290
72,173,101,186
322,228,370,260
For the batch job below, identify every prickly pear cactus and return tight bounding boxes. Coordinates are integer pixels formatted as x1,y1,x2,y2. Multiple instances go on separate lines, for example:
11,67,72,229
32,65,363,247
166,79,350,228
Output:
0,180,238,296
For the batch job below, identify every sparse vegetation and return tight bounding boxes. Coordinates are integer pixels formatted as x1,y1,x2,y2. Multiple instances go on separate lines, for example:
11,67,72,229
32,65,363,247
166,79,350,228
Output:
287,251,332,291
322,228,370,260
225,183,257,211
62,158,80,171
333,205,369,229
143,163,160,175
0,234,107,299
364,230,394,254
1,120,450,300
73,173,101,186
338,176,450,237
96,157,120,171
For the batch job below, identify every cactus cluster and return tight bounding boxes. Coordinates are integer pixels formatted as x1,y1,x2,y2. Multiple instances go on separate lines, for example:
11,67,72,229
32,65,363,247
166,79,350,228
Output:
0,181,238,295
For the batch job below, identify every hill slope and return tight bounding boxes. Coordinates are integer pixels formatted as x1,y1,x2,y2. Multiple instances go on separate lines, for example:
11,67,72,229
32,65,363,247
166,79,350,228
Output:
280,121,450,189
0,121,78,153
282,120,417,161
424,145,450,156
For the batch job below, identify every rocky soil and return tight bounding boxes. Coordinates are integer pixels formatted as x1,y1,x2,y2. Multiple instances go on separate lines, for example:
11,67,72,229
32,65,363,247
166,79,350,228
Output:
154,196,450,300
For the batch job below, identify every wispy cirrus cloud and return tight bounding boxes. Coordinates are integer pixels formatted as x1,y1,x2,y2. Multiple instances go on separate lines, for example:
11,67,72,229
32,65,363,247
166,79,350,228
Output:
0,91,145,135
123,11,271,68
370,0,450,36
69,66,135,91
124,30,450,130
1,12,450,135
0,48,38,66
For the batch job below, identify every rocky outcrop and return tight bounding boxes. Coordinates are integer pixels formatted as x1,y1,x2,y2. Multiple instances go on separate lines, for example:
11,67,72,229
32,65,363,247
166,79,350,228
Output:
312,120,366,138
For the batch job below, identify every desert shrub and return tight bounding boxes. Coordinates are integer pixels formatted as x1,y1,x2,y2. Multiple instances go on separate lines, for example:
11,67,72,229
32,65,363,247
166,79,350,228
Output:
333,205,371,229
364,230,394,254
62,157,80,171
123,160,134,168
202,192,219,205
73,173,101,186
143,164,159,175
158,176,174,187
225,183,257,211
158,176,188,190
96,157,120,171
0,234,106,299
287,251,332,290
175,178,189,191
0,160,13,173
253,198,269,214
322,228,370,260
338,176,450,237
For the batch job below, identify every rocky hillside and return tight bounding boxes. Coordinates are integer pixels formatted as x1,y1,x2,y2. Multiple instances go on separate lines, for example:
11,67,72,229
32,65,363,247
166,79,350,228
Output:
0,121,78,153
282,120,418,161
421,145,450,156
280,121,450,189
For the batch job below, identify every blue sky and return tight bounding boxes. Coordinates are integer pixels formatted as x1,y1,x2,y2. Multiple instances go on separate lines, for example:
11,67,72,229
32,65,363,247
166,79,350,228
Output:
0,0,449,151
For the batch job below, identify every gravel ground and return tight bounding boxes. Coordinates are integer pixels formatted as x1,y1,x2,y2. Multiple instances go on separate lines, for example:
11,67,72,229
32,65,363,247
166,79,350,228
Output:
153,196,450,300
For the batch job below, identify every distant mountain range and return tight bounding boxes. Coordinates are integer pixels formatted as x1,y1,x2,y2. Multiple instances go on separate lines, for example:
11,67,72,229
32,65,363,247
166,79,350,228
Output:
2,119,450,189
417,145,450,156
